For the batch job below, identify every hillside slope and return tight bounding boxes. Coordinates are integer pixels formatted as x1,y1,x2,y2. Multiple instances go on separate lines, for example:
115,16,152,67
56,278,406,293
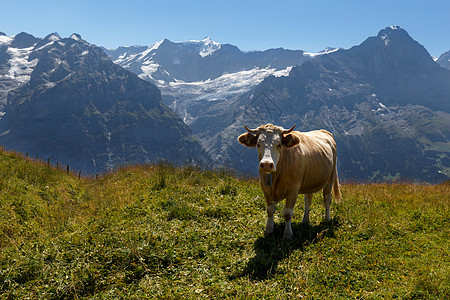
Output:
1,150,449,298
0,32,208,174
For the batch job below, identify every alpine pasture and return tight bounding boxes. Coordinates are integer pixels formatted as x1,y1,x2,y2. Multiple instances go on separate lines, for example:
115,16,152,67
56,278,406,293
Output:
0,149,448,299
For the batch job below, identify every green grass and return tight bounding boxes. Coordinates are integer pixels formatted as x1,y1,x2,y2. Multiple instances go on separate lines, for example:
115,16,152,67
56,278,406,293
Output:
0,150,449,299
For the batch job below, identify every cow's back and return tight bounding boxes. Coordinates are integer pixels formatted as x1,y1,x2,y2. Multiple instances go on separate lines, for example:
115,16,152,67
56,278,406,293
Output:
281,130,337,194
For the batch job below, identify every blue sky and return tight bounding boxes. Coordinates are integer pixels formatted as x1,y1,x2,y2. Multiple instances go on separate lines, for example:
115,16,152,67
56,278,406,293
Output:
1,0,449,57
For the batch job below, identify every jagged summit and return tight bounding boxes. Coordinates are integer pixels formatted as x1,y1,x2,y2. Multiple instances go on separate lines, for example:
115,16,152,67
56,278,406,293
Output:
376,25,415,45
11,32,37,48
70,33,82,41
202,36,214,42
349,25,435,68
437,50,450,69
44,32,61,41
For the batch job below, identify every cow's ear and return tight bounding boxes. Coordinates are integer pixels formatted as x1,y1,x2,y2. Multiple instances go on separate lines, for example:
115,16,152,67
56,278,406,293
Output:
238,133,258,148
282,133,300,148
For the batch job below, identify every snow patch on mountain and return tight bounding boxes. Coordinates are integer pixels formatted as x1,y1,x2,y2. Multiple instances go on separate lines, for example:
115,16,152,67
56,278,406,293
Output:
46,33,60,42
197,37,221,57
7,45,39,83
0,35,13,46
162,66,292,124
380,34,390,46
304,47,340,57
139,39,164,60
166,66,291,100
70,33,81,41
140,61,160,79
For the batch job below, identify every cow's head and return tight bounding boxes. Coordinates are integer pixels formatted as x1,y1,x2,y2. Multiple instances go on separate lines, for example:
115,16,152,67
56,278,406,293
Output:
238,124,300,173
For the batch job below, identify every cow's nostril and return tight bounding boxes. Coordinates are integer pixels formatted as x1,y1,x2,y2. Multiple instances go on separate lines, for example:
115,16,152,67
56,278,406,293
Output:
260,162,274,170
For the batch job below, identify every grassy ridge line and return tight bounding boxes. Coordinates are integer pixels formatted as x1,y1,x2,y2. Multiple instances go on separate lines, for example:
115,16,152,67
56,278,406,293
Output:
0,150,449,299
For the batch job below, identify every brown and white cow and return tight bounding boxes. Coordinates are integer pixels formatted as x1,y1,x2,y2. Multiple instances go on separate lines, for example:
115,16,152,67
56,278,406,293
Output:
238,124,340,239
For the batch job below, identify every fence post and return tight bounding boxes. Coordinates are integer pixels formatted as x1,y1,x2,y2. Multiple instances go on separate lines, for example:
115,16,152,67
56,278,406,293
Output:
56,162,59,169
47,158,50,167
78,171,81,179
67,165,69,174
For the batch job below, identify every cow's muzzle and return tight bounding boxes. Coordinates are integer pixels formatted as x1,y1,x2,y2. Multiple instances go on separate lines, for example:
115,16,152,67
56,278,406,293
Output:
260,161,275,173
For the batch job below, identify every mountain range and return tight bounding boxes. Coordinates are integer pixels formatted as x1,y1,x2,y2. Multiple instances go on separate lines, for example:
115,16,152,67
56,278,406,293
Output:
0,32,208,174
0,27,449,181
188,26,450,182
106,26,450,182
104,38,333,124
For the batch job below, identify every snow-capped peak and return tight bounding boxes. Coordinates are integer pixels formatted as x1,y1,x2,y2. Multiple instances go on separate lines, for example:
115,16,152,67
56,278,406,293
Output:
148,39,164,52
138,39,164,59
388,25,401,30
198,36,221,57
70,33,82,41
45,32,61,42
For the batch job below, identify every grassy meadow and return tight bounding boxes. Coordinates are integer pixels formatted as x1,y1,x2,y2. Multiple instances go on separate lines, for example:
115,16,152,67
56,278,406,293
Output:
0,149,449,299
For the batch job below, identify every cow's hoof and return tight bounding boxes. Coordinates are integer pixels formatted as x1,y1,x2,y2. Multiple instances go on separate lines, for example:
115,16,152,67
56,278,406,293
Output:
283,234,293,240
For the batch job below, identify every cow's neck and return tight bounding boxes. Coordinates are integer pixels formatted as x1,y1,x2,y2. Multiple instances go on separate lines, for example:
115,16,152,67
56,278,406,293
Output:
260,150,289,204
261,168,284,204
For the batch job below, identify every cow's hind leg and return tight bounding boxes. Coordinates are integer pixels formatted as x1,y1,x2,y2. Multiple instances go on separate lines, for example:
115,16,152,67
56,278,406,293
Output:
323,193,332,221
302,193,313,223
283,191,298,239
323,179,333,221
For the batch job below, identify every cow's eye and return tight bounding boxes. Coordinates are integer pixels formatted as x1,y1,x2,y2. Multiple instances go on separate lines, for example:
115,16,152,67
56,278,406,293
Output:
257,144,261,148
276,144,282,148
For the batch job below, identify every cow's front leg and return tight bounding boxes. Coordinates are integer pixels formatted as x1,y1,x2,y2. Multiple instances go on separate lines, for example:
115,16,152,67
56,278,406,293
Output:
283,192,298,239
265,204,275,235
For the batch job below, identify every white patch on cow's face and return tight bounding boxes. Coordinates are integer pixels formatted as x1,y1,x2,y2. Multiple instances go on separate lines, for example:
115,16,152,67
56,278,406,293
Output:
257,130,282,173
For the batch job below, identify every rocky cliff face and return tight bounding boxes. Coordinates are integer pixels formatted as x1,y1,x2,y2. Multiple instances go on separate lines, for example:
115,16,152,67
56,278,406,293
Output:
189,26,450,182
437,50,450,70
0,33,208,174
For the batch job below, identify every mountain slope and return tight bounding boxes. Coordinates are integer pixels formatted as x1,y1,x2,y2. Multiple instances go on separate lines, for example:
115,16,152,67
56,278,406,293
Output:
0,31,56,113
105,38,309,124
0,32,208,174
189,26,450,182
437,50,450,70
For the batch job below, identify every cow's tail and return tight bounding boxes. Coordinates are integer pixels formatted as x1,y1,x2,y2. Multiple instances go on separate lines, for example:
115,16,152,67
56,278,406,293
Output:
333,168,341,201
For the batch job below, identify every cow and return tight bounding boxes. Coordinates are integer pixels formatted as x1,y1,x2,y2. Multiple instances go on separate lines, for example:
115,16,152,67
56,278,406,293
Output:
238,123,340,239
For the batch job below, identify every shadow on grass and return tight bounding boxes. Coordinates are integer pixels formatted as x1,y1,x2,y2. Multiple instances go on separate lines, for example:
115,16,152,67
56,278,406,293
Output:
232,217,340,281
